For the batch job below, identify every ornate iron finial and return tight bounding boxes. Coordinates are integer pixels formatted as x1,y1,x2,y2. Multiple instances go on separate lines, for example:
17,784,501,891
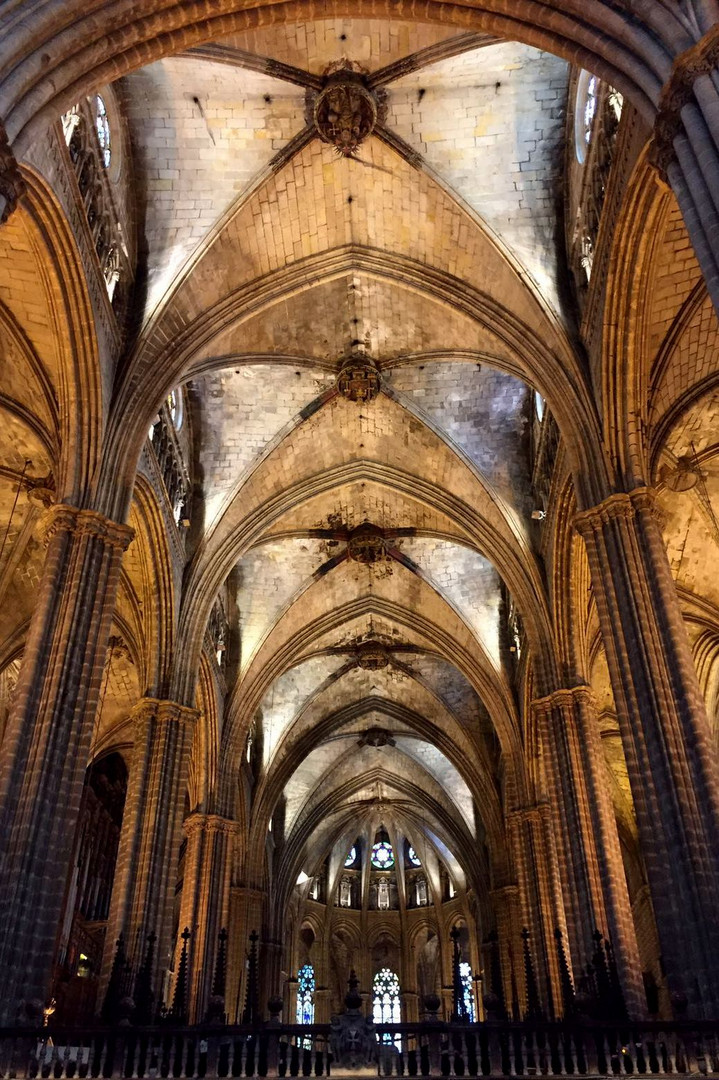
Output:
170,927,191,1024
242,929,260,1024
450,925,468,1022
134,931,157,1025
521,927,542,1021
206,927,229,1024
553,927,575,1019
345,969,362,1011
101,934,128,1024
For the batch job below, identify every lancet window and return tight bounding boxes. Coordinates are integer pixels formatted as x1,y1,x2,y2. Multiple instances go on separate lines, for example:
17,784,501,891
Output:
459,962,476,1022
60,94,129,315
373,968,401,1046
207,597,228,672
296,964,315,1025
148,390,191,531
570,70,624,289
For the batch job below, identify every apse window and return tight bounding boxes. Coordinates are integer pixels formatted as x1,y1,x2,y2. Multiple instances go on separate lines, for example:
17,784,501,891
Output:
373,968,401,1047
407,846,421,867
95,95,111,168
574,70,598,164
371,840,394,869
167,388,184,430
296,963,315,1026
344,846,357,868
459,962,476,1022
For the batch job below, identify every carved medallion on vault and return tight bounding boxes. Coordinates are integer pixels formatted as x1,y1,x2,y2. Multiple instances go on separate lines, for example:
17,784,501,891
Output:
311,60,386,157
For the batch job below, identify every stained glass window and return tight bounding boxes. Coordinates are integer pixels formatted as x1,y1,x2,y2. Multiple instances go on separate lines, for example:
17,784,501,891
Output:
583,76,598,144
95,95,111,168
344,846,357,867
296,964,315,1025
459,962,475,1022
407,846,421,867
373,968,401,1048
371,840,394,869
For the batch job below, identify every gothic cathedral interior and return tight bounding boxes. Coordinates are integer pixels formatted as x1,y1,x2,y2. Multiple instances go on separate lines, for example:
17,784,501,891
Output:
2,1,719,1066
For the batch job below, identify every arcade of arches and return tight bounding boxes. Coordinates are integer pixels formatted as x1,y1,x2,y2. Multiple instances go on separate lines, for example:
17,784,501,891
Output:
3,0,719,1032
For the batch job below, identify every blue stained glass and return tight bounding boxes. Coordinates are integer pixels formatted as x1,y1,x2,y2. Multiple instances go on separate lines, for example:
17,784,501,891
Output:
95,95,111,168
371,841,394,869
297,964,315,1025
344,846,357,867
459,962,475,1022
408,846,421,867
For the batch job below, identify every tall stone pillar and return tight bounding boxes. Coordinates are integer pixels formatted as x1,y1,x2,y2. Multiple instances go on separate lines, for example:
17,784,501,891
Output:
226,885,266,1023
506,802,565,1018
535,686,645,1018
102,698,198,1009
489,885,524,1016
176,814,240,1022
575,488,719,1015
0,504,132,1023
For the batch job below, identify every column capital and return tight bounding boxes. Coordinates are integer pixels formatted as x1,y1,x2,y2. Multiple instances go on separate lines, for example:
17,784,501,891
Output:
650,24,719,179
43,503,134,551
531,685,595,717
130,697,199,728
573,486,662,537
506,801,551,827
183,812,243,838
490,884,519,903
0,120,26,225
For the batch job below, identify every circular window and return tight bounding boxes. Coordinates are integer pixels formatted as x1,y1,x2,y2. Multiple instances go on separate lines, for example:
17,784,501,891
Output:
344,846,357,868
407,846,421,867
574,70,598,165
371,841,394,869
166,388,184,430
95,94,111,169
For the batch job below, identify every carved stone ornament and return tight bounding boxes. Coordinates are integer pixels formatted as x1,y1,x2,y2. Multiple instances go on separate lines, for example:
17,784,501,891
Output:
347,523,387,564
0,120,26,224
336,352,382,402
329,972,377,1072
356,641,390,670
357,726,395,748
313,61,379,156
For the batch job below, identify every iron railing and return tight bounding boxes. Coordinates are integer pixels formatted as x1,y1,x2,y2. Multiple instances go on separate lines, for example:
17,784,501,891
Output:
2,1020,719,1078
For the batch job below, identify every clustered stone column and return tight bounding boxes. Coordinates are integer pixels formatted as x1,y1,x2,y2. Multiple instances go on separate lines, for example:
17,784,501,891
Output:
575,488,719,1016
506,801,565,1016
102,698,198,1006
176,814,241,1022
0,504,133,1023
226,885,266,1023
535,686,645,1018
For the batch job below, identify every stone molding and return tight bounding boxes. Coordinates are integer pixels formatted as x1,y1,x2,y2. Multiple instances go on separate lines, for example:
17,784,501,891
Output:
573,486,661,536
0,119,26,225
43,503,134,551
506,801,551,827
650,25,719,178
183,812,243,838
130,697,200,728
531,685,595,717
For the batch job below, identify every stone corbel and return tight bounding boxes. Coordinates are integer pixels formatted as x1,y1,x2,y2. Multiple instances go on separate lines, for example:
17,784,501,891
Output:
0,119,26,225
649,25,719,180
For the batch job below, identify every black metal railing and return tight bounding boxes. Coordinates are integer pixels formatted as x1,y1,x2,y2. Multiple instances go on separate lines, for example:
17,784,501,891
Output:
2,1019,719,1078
